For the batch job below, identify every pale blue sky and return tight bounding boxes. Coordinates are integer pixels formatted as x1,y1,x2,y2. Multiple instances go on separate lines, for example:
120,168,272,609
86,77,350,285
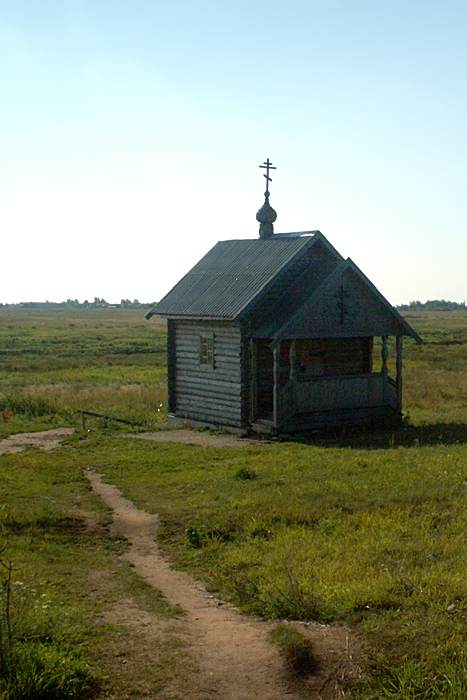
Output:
1,1,466,304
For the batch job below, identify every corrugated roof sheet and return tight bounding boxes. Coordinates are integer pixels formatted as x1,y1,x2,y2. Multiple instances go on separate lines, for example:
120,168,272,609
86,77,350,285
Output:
155,236,314,318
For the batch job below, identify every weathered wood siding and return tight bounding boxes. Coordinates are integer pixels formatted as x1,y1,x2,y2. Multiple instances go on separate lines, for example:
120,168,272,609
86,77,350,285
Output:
279,267,402,340
173,320,243,427
292,374,397,413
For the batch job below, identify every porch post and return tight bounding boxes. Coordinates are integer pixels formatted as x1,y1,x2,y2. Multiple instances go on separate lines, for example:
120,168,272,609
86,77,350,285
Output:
381,336,388,403
273,342,280,429
289,339,297,381
381,336,388,376
249,339,257,422
396,335,403,412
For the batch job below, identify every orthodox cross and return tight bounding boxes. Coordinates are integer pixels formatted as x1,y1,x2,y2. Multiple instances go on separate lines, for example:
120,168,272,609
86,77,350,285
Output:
259,158,276,194
336,283,348,324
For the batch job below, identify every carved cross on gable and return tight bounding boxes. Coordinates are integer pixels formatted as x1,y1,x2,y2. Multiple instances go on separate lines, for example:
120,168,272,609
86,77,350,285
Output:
336,283,349,324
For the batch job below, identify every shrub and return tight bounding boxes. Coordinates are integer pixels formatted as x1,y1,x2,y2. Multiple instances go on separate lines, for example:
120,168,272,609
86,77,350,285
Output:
0,394,56,418
235,467,257,481
186,528,201,548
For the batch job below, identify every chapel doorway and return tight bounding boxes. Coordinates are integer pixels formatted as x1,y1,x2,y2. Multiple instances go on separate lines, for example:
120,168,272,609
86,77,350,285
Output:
255,340,274,419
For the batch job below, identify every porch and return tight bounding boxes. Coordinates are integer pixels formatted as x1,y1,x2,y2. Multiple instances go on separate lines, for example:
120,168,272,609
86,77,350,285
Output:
249,336,403,434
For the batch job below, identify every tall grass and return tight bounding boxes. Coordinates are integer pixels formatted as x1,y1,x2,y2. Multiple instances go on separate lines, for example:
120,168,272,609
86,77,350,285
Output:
0,309,167,428
0,512,95,698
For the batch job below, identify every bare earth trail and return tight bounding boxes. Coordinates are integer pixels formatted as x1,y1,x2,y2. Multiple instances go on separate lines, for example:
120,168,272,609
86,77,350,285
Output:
0,428,75,454
87,470,361,700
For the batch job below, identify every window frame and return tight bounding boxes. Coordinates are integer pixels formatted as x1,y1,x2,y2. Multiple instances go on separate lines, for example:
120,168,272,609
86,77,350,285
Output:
199,333,215,369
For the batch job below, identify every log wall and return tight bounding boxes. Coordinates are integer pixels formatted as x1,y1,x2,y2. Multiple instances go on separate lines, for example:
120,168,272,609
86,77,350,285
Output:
173,320,243,427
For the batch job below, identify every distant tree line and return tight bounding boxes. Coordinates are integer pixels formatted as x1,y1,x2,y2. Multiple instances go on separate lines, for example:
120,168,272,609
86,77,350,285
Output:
397,300,466,311
1,298,464,312
0,298,156,309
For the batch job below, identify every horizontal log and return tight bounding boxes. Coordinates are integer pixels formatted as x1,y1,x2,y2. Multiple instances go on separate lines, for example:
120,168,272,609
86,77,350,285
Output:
176,388,241,402
176,404,241,420
175,352,240,363
175,325,240,334
176,372,241,388
177,356,241,368
175,343,240,353
176,380,240,393
176,340,241,351
175,346,241,359
176,404,241,424
175,353,241,366
177,398,241,416
176,348,241,359
177,392,241,408
175,364,241,380
175,320,240,329
176,395,240,409
175,327,241,339
176,393,241,410
176,403,241,422
176,407,242,427
176,380,241,397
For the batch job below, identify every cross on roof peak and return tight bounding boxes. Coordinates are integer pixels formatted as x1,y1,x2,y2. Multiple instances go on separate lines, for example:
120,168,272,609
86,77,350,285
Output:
259,158,276,195
256,158,278,238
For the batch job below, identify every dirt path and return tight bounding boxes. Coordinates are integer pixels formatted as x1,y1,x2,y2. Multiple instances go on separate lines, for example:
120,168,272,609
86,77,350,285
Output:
86,471,361,700
0,428,75,455
122,429,265,448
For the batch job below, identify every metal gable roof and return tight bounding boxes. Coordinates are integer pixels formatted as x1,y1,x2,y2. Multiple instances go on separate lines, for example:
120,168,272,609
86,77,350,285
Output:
154,235,315,319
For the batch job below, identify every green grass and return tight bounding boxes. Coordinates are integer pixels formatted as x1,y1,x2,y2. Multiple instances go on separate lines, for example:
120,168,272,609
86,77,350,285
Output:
1,307,466,432
0,445,193,698
80,434,466,698
401,311,467,424
0,307,466,698
0,309,167,429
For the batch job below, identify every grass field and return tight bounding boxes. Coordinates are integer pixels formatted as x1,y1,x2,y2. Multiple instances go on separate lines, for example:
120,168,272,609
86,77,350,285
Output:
0,309,167,437
0,308,466,698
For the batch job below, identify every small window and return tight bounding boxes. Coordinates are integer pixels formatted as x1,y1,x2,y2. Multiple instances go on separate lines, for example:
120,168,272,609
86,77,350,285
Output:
199,334,215,368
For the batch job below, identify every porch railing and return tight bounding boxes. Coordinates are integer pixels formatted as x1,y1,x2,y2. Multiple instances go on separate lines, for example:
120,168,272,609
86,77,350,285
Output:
279,372,397,422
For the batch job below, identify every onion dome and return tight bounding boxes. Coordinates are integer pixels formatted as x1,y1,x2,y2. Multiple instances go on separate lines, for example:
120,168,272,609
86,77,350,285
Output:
256,192,277,239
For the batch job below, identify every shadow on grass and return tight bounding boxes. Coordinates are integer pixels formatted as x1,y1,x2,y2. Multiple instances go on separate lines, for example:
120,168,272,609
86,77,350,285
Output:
294,421,467,450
